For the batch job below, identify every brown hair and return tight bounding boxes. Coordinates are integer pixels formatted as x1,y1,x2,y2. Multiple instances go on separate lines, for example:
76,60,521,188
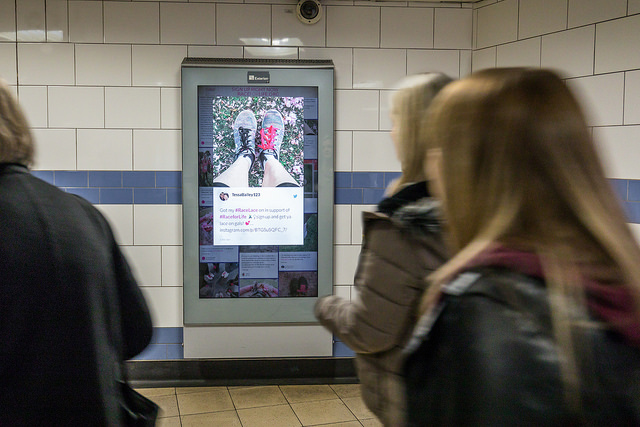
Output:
422,67,640,404
386,72,453,195
0,78,35,167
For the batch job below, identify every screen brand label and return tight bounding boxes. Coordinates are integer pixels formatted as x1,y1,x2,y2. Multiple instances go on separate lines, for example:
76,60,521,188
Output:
247,71,270,84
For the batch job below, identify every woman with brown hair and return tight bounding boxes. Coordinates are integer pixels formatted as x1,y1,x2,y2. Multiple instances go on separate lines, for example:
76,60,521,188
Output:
0,78,153,425
404,68,640,425
314,72,452,426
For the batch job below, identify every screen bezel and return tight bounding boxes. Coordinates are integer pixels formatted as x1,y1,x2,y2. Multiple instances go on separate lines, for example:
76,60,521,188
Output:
181,59,334,325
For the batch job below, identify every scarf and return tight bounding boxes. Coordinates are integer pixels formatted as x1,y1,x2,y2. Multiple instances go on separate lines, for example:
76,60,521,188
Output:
462,245,640,347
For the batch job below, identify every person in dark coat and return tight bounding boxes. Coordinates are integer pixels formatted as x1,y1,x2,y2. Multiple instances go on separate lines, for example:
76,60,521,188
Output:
0,78,153,426
404,68,640,426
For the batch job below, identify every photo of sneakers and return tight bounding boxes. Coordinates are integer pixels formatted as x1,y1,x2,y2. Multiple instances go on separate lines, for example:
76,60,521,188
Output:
257,109,285,169
232,110,257,166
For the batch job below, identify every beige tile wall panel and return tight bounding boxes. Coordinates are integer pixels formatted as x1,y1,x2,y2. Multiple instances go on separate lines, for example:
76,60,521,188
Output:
95,205,134,246
334,90,379,131
475,0,518,49
216,4,271,46
299,47,353,89
352,131,398,172
122,246,163,286
496,37,541,68
380,8,434,49
17,0,45,42
68,1,103,43
46,0,68,42
407,49,461,79
31,128,77,170
133,129,182,171
567,73,625,127
132,45,186,87
17,43,74,85
326,6,380,48
105,87,161,129
435,8,473,49
624,70,640,125
518,0,567,39
18,86,47,127
48,86,104,128
76,44,132,86
134,205,183,246
77,129,133,171
541,26,595,78
353,49,406,90
594,126,640,180
161,246,183,287
160,3,215,45
104,2,159,44
568,0,626,28
595,15,640,74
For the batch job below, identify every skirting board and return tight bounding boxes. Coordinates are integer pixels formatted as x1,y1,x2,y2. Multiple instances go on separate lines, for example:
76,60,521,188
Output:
126,357,357,388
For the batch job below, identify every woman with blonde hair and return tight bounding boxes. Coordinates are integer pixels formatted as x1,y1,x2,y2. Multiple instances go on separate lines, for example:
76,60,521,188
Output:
315,72,452,426
404,68,640,426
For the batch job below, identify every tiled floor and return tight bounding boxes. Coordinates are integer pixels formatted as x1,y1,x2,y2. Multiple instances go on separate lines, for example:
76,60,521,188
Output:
136,383,383,427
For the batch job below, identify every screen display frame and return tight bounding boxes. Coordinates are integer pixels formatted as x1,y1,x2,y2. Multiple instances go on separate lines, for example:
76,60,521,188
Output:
181,58,334,325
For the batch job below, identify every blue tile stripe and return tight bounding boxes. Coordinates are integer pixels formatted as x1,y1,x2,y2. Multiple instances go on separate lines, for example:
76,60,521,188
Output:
31,170,183,205
29,171,640,224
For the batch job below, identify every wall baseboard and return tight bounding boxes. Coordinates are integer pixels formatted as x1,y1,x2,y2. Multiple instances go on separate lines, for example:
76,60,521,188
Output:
126,357,357,388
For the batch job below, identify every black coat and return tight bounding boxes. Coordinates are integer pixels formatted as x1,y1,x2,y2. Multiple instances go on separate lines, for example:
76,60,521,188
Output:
0,164,153,426
404,267,640,426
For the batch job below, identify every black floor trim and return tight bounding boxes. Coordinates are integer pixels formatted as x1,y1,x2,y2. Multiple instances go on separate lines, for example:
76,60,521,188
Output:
126,357,357,388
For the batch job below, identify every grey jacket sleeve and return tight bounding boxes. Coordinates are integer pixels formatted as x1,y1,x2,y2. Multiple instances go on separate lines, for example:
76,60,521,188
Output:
315,212,446,354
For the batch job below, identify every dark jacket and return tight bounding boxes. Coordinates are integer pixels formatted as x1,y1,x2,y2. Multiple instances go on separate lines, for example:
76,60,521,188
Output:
0,164,153,426
315,182,447,426
404,267,640,426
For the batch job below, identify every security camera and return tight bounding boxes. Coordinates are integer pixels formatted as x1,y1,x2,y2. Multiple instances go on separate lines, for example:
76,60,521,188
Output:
296,0,322,25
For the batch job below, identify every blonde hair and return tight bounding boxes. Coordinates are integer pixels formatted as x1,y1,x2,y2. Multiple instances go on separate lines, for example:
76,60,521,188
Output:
386,72,452,195
0,78,34,167
422,67,640,405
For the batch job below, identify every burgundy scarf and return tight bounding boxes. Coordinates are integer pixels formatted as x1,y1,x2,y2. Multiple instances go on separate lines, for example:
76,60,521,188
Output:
462,245,640,347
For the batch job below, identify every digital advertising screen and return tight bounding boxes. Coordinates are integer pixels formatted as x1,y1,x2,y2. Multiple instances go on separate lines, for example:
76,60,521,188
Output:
182,59,334,324
197,86,319,299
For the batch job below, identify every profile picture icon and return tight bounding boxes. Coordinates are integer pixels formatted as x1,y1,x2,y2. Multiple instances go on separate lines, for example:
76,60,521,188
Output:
219,192,229,201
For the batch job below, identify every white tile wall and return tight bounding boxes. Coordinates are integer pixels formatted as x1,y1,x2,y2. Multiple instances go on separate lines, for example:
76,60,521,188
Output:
518,0,567,39
105,87,161,129
76,45,132,86
0,0,17,41
272,5,325,47
334,244,362,285
104,2,159,44
133,130,182,171
407,50,462,79
353,49,406,89
630,224,640,246
96,204,134,246
472,46,497,72
216,4,271,46
625,70,640,125
567,73,624,127
243,46,298,59
132,45,187,87
134,205,182,246
77,129,133,171
334,205,352,245
299,48,353,89
476,0,518,49
18,86,48,127
17,43,75,85
68,1,103,43
326,6,380,48
352,131,399,172
122,245,162,286
31,129,76,170
496,37,541,68
0,43,16,84
380,8,434,49
335,90,379,131
435,8,473,49
379,90,393,131
17,0,46,42
567,0,626,28
8,1,640,331
48,86,104,128
541,25,594,78
593,126,640,179
161,246,183,287
334,131,353,171
595,14,640,74
160,2,215,45
161,88,181,130
46,0,67,43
